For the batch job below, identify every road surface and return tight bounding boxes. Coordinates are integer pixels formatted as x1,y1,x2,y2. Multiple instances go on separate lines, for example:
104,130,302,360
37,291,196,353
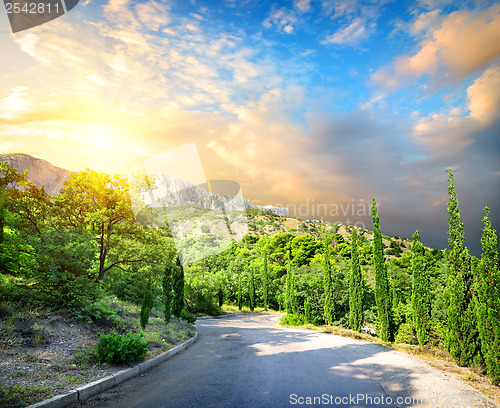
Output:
71,314,495,408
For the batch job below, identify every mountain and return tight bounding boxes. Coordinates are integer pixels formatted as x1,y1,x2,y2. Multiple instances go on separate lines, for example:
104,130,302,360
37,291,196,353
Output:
0,153,72,195
140,173,290,216
0,153,290,217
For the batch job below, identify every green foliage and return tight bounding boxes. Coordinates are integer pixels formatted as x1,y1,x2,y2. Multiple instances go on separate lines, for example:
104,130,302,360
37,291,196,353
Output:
475,206,500,384
411,230,432,345
372,198,394,341
94,331,149,364
249,267,256,312
238,273,243,311
34,229,100,309
54,169,138,282
279,313,306,327
180,308,197,323
262,253,269,310
395,322,415,344
171,257,184,318
290,235,322,266
0,383,53,408
140,283,154,330
323,241,335,325
285,253,298,315
349,230,364,332
304,299,311,324
163,260,174,323
444,170,482,367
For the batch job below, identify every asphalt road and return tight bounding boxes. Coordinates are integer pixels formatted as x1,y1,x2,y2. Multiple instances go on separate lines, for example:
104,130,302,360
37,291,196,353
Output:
72,314,495,408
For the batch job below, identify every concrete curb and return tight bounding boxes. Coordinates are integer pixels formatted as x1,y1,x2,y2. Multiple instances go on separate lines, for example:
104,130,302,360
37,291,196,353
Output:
28,332,198,408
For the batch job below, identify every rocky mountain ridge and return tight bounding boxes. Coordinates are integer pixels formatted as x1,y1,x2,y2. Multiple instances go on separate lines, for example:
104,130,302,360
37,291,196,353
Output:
0,153,72,195
1,153,290,217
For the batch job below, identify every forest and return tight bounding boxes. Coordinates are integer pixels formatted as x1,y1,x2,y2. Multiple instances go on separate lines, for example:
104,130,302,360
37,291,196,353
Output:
0,162,499,386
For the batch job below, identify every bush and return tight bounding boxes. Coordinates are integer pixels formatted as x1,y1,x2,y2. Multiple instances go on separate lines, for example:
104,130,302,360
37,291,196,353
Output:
395,322,416,344
94,331,149,364
279,313,305,326
180,309,196,323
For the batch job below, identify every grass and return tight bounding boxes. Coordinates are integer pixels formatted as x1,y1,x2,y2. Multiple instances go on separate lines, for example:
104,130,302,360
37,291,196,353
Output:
0,384,53,408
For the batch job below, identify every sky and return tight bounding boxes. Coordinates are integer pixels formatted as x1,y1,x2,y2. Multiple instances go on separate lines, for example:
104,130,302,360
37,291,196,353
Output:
0,0,499,254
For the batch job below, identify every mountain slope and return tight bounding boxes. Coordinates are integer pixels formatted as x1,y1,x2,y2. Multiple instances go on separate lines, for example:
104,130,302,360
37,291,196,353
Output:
0,153,72,195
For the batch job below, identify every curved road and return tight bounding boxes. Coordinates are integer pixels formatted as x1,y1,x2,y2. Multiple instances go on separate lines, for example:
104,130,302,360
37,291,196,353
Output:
73,314,494,408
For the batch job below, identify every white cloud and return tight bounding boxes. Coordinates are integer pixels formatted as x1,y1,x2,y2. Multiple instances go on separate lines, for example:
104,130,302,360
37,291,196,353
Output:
409,9,443,35
135,1,171,31
294,0,312,12
323,18,370,45
373,4,500,89
263,7,297,34
0,87,34,120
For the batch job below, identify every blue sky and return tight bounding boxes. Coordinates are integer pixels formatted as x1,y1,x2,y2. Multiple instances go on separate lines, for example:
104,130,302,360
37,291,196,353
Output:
0,0,499,254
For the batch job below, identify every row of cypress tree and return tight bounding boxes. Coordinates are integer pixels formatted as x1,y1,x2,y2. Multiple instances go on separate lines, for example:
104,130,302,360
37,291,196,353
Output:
281,170,499,384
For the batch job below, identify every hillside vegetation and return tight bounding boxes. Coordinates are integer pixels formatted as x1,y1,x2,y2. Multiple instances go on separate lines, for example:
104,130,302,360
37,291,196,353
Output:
1,161,499,397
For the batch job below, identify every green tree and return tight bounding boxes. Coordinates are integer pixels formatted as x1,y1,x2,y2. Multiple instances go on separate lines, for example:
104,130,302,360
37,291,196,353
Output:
411,230,431,345
249,267,256,312
262,253,269,310
304,298,311,324
171,256,184,318
162,260,174,323
349,230,364,332
54,169,140,282
285,252,298,315
140,282,154,330
445,170,482,366
372,198,394,341
238,273,243,311
475,206,500,384
323,239,335,325
0,162,28,245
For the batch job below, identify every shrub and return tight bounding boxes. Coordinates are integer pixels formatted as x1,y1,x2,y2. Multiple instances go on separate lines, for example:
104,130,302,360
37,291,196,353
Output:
94,331,149,364
395,322,416,344
0,384,52,408
180,309,196,323
279,314,305,327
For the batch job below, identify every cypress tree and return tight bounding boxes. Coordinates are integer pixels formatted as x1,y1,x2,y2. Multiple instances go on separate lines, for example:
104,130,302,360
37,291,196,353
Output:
475,206,500,384
372,198,394,342
411,230,431,345
262,253,269,311
140,282,154,330
323,239,335,325
285,252,292,315
285,252,298,315
162,261,173,323
218,284,224,308
171,256,184,318
445,170,482,366
249,267,256,312
304,299,311,324
238,273,243,311
349,230,364,332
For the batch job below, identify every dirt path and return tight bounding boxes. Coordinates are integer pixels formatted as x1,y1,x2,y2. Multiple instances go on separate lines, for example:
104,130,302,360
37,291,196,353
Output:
69,314,498,408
